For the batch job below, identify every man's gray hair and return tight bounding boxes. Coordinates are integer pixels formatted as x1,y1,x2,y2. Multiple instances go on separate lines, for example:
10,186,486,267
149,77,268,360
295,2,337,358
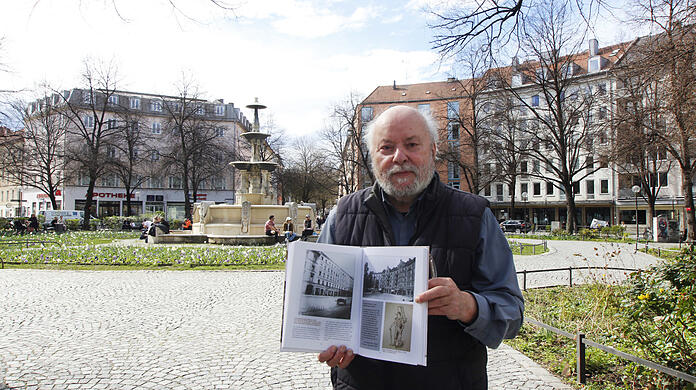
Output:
362,106,439,155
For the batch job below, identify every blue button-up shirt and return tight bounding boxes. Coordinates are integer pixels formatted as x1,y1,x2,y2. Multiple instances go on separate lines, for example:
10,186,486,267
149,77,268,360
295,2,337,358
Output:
318,195,524,348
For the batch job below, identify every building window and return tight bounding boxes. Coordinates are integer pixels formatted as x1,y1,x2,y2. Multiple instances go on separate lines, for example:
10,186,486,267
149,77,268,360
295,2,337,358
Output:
130,97,140,110
360,106,373,123
589,58,600,72
659,172,668,187
100,173,118,187
152,122,161,134
586,156,594,173
169,176,182,189
533,182,541,196
521,183,528,195
107,119,117,129
598,84,607,96
573,181,580,194
598,106,607,120
151,150,160,162
448,123,459,140
196,105,205,115
106,146,116,159
82,91,93,104
520,161,527,173
485,185,491,196
215,127,225,137
600,179,609,194
447,101,459,119
417,104,430,116
108,95,119,105
215,105,224,116
83,115,94,128
586,180,594,194
496,184,503,199
447,162,459,179
531,95,539,107
546,182,554,195
150,100,162,112
149,176,163,189
448,181,460,189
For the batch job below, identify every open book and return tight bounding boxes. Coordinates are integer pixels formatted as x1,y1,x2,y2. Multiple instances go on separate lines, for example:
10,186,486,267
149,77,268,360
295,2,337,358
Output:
280,241,429,366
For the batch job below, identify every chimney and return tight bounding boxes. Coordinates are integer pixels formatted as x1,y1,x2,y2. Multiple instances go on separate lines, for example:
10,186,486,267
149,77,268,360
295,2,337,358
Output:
393,80,397,89
589,38,599,56
511,56,519,68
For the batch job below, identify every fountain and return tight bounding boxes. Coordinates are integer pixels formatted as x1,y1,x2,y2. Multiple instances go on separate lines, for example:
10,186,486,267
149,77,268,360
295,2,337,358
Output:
183,98,315,245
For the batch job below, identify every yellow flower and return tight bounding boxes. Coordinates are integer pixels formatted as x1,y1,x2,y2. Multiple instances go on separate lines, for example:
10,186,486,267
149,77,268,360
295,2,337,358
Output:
659,288,664,293
638,293,649,300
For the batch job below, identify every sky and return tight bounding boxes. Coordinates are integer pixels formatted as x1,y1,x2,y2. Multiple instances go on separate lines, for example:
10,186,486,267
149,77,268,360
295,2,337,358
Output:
0,0,636,138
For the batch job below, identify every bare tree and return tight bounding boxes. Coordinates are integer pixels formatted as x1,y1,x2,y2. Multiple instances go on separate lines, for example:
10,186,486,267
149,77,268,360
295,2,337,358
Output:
489,0,610,232
0,93,70,210
335,92,374,190
107,109,151,216
612,60,673,230
282,136,334,204
434,45,497,194
625,0,696,241
58,61,122,229
319,92,367,196
429,0,604,58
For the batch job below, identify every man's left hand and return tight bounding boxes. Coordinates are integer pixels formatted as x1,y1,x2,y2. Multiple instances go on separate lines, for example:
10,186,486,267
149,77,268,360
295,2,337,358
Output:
415,277,478,323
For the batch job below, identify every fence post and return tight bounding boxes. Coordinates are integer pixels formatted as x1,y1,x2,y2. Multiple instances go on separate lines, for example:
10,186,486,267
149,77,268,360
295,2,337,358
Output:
523,270,527,291
569,267,573,287
577,333,586,384
533,244,536,255
520,243,523,254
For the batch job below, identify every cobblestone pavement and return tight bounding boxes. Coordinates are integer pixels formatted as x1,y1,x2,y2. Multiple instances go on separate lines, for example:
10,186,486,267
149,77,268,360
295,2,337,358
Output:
1,239,662,389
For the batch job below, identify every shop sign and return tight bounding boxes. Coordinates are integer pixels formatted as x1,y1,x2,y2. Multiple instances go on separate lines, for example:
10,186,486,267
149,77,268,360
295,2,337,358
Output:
91,192,135,199
36,190,62,199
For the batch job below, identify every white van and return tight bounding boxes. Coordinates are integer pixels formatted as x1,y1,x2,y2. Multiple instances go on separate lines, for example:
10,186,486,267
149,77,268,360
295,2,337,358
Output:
39,210,84,221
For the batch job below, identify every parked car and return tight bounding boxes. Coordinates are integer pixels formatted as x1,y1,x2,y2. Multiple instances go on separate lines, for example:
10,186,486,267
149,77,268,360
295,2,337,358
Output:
336,298,347,306
500,220,531,232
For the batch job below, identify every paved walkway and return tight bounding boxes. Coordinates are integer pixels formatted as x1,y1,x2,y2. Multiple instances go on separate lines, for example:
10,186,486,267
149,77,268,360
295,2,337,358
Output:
0,240,663,389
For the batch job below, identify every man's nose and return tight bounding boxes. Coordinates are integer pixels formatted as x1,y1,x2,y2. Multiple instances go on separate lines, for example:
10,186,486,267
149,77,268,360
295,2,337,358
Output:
392,146,408,164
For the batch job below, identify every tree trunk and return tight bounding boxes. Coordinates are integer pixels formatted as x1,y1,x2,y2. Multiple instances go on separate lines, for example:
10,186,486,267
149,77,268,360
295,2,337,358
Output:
82,179,97,230
682,176,695,245
565,184,577,233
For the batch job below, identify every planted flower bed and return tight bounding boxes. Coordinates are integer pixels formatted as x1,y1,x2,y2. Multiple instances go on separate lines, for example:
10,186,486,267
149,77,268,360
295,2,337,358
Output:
1,245,286,267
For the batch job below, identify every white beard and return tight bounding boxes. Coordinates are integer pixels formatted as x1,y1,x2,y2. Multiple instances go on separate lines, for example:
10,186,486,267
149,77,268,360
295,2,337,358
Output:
374,158,435,200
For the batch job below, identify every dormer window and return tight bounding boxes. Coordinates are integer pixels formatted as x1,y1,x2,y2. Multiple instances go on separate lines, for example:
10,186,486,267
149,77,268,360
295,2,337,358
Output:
589,58,600,72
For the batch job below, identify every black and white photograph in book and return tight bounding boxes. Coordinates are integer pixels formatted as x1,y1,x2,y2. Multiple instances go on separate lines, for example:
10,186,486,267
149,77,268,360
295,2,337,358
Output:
299,250,355,320
362,256,416,302
381,303,413,352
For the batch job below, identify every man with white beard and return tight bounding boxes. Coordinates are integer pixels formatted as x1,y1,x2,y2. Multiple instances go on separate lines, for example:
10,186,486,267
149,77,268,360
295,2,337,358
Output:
317,105,524,390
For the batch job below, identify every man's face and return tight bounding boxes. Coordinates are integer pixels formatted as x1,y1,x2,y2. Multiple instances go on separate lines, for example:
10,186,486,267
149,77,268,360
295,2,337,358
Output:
370,108,436,200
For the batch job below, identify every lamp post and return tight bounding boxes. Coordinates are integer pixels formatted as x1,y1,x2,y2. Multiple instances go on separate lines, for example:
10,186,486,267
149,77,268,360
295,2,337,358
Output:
632,185,641,251
521,192,528,234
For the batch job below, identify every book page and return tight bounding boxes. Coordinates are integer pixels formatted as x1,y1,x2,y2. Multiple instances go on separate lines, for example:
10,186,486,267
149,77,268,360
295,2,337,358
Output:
280,241,364,353
358,246,429,366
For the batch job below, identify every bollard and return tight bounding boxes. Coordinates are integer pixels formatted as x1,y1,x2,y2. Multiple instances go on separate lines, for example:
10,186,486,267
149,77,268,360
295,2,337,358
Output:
569,267,573,287
577,333,586,384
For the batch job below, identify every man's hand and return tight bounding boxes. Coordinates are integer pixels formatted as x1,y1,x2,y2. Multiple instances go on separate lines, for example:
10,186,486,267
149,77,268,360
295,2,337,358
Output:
318,345,354,369
415,277,478,323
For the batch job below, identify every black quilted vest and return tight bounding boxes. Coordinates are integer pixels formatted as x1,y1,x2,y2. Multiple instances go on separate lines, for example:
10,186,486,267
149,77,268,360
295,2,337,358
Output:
330,176,490,390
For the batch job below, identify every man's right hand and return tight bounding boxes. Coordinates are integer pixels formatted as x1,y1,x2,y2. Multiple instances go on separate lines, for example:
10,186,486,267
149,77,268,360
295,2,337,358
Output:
318,345,354,368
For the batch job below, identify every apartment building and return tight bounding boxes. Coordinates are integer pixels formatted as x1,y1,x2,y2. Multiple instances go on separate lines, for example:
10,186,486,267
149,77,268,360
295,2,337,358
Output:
356,37,687,229
1,89,252,220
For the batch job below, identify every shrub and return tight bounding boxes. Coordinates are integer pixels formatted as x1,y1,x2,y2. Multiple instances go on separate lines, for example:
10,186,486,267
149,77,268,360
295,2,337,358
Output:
0,217,11,230
579,228,598,240
551,228,568,237
65,219,81,231
610,225,626,239
619,249,696,386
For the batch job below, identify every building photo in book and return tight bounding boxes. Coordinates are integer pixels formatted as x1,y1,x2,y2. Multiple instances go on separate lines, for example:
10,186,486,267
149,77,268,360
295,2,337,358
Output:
299,250,355,320
382,303,413,352
363,256,415,302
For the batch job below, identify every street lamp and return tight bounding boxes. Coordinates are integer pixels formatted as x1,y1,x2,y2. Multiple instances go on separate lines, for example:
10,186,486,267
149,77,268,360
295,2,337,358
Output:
632,185,641,251
521,192,528,234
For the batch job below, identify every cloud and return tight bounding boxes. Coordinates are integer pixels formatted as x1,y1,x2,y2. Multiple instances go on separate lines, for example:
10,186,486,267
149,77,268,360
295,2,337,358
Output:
237,0,381,38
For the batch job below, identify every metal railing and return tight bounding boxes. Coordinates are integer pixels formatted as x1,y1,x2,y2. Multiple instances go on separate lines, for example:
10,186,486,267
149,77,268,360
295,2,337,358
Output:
516,266,638,291
509,240,547,255
524,317,696,385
